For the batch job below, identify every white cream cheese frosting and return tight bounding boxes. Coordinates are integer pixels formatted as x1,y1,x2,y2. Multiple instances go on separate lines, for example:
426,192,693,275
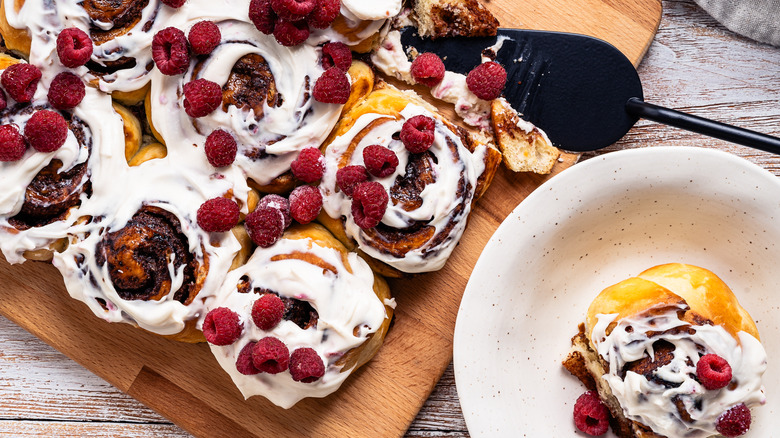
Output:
206,235,388,408
592,304,767,438
341,0,402,21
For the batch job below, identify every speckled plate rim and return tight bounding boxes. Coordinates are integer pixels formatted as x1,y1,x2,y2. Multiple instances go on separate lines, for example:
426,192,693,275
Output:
453,146,780,437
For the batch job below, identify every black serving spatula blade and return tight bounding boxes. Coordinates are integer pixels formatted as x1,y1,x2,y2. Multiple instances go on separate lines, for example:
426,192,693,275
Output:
400,28,780,154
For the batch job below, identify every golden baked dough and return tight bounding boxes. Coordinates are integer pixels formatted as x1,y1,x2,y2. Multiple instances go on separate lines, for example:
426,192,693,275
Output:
0,0,31,55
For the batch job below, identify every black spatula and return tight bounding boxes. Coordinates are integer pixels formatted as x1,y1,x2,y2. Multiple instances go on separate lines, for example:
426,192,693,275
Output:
400,28,780,154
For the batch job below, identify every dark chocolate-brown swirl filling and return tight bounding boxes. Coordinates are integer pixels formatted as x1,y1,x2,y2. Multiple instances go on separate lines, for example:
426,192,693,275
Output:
95,206,205,304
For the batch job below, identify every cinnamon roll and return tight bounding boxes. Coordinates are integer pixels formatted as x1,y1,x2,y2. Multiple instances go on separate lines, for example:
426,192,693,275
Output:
318,83,501,275
563,264,767,438
204,223,393,408
148,17,342,193
310,0,402,54
1,0,175,102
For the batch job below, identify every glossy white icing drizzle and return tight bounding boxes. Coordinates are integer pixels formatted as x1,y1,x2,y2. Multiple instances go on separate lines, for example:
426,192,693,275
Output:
320,103,487,273
149,17,342,186
592,304,767,438
341,0,402,21
206,235,388,408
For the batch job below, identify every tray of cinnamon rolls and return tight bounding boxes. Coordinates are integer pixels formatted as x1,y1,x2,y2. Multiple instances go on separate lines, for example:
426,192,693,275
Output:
0,0,578,430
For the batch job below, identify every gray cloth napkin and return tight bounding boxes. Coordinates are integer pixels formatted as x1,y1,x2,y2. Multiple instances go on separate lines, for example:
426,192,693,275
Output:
694,0,780,46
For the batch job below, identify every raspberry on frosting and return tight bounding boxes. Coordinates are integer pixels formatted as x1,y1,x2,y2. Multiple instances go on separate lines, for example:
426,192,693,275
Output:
47,72,86,110
56,28,93,68
289,185,323,224
322,42,352,71
249,0,277,34
313,67,351,104
1,63,41,103
307,0,340,29
252,337,290,374
202,307,243,346
197,197,240,233
188,21,221,55
336,165,368,197
289,347,325,383
257,194,292,229
0,89,6,111
290,147,324,183
0,124,26,162
236,341,261,375
572,391,610,436
204,129,237,167
697,354,733,390
466,61,507,101
271,0,316,21
152,27,190,76
716,403,752,437
351,181,388,229
400,115,436,154
363,145,399,178
245,206,285,248
183,79,222,118
411,52,446,88
273,18,310,47
24,110,68,153
161,0,186,8
252,293,285,331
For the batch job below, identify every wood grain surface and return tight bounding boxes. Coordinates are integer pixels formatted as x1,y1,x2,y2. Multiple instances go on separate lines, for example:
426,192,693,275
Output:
5,0,777,437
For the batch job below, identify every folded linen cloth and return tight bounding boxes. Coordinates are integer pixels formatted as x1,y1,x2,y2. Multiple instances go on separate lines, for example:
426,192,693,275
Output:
694,0,780,46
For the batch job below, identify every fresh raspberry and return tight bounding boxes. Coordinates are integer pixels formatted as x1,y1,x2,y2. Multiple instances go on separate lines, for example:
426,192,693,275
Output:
289,347,325,383
411,52,445,87
1,63,41,103
152,27,190,76
697,354,733,390
257,194,292,229
183,78,222,118
245,206,285,248
573,391,610,436
273,18,310,47
351,181,388,229
307,0,340,29
400,115,436,154
0,89,6,111
0,124,26,162
321,42,352,71
47,72,86,110
161,0,185,8
716,404,752,437
271,0,316,21
24,110,68,153
252,294,285,330
312,67,350,104
56,28,93,68
202,307,243,346
249,0,277,34
188,21,221,55
252,337,290,374
466,61,507,100
336,165,368,197
197,197,240,233
236,342,260,375
290,147,324,183
204,129,237,167
289,185,322,224
363,145,398,178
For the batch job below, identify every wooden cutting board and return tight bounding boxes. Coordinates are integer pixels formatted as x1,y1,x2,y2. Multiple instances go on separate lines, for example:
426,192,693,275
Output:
0,1,662,437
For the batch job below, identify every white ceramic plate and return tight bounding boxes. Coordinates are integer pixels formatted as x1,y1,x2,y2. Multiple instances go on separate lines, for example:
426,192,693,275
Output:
454,146,780,437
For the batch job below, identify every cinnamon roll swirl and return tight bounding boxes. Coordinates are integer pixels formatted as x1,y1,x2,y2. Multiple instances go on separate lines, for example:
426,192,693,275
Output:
205,223,393,408
1,0,175,102
149,17,342,193
319,83,501,274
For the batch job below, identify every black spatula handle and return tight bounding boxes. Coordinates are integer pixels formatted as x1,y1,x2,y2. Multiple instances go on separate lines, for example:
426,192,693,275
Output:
626,97,780,155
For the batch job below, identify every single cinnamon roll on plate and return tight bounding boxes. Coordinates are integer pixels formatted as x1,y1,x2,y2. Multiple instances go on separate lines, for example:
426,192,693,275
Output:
318,82,501,275
204,223,393,408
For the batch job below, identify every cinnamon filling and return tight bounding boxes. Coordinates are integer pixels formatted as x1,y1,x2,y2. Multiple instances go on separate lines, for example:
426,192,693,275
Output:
82,0,151,45
95,206,204,304
8,109,92,230
221,54,282,120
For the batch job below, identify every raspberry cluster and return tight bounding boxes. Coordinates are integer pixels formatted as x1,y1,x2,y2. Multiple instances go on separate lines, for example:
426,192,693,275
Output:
249,0,341,47
243,183,324,248
0,107,72,162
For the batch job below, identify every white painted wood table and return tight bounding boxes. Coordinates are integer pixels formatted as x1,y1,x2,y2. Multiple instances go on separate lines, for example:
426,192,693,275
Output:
1,0,779,436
